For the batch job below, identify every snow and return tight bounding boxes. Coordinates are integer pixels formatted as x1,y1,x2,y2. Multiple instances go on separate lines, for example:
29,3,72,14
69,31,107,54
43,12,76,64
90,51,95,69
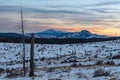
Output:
0,39,120,80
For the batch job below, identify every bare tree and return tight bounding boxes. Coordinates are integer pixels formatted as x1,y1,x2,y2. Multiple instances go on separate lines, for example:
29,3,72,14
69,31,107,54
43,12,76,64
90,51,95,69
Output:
20,5,26,77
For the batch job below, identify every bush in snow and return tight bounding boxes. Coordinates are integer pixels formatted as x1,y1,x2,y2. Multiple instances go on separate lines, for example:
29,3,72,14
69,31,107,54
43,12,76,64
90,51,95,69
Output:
93,68,110,77
0,68,4,74
112,54,120,59
71,63,78,67
77,72,86,78
48,78,61,80
96,60,103,65
105,60,115,65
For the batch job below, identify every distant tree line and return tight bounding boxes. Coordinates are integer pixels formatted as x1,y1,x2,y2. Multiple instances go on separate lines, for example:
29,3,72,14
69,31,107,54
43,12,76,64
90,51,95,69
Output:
0,36,119,44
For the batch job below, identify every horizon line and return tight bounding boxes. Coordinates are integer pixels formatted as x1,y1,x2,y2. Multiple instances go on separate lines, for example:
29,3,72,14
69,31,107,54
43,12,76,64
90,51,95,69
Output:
0,28,118,37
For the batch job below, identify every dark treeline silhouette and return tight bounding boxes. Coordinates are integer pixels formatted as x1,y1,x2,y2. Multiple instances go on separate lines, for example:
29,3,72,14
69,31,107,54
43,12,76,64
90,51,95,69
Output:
0,36,119,44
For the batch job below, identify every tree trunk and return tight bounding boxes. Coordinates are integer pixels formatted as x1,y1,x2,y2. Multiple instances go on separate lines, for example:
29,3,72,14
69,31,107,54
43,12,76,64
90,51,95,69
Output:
29,33,35,77
20,6,26,77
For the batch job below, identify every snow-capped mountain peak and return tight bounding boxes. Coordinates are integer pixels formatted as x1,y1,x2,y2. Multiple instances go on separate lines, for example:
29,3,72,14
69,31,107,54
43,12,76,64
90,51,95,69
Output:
40,29,65,34
32,29,107,39
34,29,66,38
80,30,92,35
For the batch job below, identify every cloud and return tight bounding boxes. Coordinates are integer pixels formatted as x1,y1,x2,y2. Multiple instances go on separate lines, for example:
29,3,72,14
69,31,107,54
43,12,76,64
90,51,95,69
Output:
0,3,120,36
86,1,120,7
0,6,94,15
0,17,19,32
0,6,20,12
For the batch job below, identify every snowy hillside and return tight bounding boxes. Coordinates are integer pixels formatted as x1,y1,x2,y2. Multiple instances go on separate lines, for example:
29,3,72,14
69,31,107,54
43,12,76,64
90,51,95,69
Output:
0,39,120,80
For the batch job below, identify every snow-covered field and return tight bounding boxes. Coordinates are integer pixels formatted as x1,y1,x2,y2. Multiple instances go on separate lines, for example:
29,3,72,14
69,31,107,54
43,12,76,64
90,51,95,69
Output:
0,39,120,80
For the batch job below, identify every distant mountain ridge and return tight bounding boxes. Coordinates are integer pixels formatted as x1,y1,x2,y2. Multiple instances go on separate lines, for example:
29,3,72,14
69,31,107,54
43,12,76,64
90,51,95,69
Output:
0,29,108,39
32,29,108,39
0,33,23,38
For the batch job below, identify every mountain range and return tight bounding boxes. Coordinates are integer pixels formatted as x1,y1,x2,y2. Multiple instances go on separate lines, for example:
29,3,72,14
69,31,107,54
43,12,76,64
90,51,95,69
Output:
27,29,108,39
0,29,108,39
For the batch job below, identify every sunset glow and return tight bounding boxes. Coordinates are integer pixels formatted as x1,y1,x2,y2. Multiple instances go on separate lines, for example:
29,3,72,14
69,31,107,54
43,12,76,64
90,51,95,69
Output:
0,0,120,36
48,26,120,36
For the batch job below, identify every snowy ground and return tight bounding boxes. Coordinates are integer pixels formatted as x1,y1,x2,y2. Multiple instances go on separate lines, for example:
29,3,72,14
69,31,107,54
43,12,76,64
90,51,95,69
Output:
0,39,120,80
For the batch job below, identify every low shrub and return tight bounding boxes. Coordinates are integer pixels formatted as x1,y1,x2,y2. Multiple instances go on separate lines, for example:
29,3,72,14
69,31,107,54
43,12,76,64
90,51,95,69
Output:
93,68,110,77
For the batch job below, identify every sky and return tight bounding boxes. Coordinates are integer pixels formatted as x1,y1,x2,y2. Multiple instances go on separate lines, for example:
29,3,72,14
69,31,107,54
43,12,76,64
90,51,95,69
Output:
0,0,120,36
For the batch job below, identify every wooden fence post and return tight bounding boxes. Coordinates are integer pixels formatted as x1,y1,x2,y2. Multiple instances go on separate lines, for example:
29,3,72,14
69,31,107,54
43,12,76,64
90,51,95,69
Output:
29,33,35,77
